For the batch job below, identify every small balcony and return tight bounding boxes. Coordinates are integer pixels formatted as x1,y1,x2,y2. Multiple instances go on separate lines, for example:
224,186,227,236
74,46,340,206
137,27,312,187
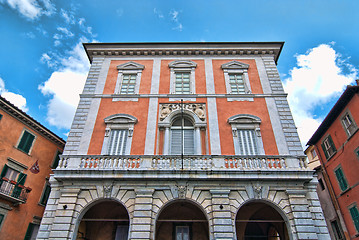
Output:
54,155,311,181
0,178,31,204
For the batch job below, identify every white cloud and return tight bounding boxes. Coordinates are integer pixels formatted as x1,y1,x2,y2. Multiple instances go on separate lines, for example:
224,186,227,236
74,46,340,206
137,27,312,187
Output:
170,10,179,22
57,27,74,37
153,8,163,18
283,43,358,147
60,8,75,24
0,77,28,111
39,39,90,129
169,9,183,31
2,0,55,20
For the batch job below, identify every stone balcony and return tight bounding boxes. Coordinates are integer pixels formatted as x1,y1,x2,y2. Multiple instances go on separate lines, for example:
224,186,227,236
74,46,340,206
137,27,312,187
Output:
54,155,312,181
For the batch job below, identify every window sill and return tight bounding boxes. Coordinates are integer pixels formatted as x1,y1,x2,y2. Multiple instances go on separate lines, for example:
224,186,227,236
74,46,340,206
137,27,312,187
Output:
326,151,337,161
338,187,351,197
13,146,31,156
346,128,358,141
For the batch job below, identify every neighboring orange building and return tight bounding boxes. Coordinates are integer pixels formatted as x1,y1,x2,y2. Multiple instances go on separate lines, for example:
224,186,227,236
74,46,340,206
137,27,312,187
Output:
0,96,65,240
38,42,329,240
307,83,359,239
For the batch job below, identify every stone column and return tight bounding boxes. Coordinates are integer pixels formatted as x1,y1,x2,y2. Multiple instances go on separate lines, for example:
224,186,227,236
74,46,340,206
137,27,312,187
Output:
195,127,201,155
163,127,170,155
129,188,155,240
210,190,234,239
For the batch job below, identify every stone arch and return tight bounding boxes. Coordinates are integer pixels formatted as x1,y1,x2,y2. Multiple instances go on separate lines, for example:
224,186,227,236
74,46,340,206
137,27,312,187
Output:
154,198,210,240
73,197,131,240
235,199,293,240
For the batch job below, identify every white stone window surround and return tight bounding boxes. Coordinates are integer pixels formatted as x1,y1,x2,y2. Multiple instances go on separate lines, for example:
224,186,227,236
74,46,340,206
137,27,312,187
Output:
228,114,265,155
101,114,137,155
114,61,145,102
169,60,197,101
221,60,253,102
158,107,206,155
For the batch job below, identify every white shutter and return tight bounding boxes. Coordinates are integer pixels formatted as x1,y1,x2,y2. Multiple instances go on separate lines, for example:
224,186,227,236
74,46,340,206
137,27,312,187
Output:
171,129,182,154
183,129,194,155
108,130,128,155
237,129,258,155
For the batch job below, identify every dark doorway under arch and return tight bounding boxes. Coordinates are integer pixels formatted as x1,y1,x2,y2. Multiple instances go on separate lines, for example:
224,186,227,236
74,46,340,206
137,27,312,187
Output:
76,200,129,240
236,202,289,240
156,201,209,240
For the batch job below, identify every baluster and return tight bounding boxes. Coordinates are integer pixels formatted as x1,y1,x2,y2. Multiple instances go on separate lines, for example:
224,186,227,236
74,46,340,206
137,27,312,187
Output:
79,158,85,168
280,158,286,169
263,158,269,169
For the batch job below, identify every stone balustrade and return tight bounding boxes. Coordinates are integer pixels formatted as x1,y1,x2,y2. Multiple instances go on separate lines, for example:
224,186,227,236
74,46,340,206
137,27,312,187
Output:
57,155,308,171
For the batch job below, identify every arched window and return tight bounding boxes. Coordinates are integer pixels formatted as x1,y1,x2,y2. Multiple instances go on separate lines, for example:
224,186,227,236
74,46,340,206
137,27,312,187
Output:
170,117,195,155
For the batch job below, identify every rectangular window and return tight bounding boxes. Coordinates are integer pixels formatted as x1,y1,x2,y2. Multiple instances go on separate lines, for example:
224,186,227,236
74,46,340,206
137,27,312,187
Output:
318,178,325,190
0,113,2,121
39,181,51,206
331,220,344,240
51,151,62,169
120,74,137,94
335,167,348,192
24,223,39,240
237,129,258,155
175,72,191,94
342,113,357,136
108,129,128,155
170,129,194,155
229,74,245,94
176,226,190,240
311,149,317,158
321,135,336,159
349,205,359,233
0,214,4,227
17,130,35,154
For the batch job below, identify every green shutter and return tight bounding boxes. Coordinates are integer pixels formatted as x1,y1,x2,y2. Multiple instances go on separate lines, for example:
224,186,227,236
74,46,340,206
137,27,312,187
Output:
321,142,329,159
328,135,336,152
18,131,35,153
52,152,61,169
335,168,348,191
40,184,51,205
0,165,8,178
0,213,4,226
349,206,359,232
24,223,34,240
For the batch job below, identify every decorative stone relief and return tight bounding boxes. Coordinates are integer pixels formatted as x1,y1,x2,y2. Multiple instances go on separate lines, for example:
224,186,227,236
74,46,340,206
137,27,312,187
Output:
159,103,206,121
253,185,262,199
103,185,113,198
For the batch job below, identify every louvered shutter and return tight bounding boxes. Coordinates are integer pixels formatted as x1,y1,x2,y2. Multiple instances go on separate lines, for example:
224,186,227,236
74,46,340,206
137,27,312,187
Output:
321,142,329,159
18,131,35,153
183,129,194,155
349,206,359,232
237,129,258,155
335,168,348,191
328,135,336,152
108,130,128,155
171,129,182,155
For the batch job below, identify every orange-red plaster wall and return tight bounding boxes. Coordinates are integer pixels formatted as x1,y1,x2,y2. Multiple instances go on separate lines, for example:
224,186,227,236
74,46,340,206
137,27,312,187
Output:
314,93,359,238
0,109,64,240
212,59,279,155
87,60,153,155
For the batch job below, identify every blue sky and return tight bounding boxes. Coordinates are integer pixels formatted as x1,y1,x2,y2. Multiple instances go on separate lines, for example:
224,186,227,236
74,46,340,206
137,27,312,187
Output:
0,0,358,147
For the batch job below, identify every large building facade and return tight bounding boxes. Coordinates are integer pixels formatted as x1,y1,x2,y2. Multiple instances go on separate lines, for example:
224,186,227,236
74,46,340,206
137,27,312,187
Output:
0,96,65,240
307,84,359,240
38,42,329,240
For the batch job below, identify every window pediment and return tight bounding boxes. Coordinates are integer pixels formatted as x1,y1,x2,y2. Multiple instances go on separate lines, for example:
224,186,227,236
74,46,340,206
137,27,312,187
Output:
228,114,261,124
221,61,249,70
169,60,197,69
117,61,145,71
104,114,137,124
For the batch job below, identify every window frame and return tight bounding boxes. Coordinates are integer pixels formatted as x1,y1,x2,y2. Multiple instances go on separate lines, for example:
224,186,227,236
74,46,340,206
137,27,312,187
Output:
228,114,264,155
348,204,359,233
334,165,349,192
170,117,195,155
172,223,192,240
221,61,252,102
341,111,358,137
51,150,62,169
101,114,137,155
16,129,36,155
39,179,51,206
321,134,337,160
114,61,145,101
330,219,344,240
169,60,197,100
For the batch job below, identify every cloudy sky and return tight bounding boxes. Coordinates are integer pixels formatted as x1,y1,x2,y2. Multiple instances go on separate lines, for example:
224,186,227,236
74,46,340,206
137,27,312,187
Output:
0,0,358,148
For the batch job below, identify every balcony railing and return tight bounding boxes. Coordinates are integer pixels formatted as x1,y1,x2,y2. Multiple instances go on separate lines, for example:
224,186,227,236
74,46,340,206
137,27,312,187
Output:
0,178,31,204
57,155,308,171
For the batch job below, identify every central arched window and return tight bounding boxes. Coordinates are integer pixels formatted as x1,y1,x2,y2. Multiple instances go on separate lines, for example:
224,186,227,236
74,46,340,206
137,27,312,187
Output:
170,117,195,155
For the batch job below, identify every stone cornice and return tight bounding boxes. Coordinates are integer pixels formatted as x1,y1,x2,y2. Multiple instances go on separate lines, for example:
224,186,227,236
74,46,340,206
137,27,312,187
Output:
83,42,284,64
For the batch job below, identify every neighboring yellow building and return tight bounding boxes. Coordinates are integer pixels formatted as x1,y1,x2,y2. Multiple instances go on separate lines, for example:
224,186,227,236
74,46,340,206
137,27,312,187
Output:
304,145,320,170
